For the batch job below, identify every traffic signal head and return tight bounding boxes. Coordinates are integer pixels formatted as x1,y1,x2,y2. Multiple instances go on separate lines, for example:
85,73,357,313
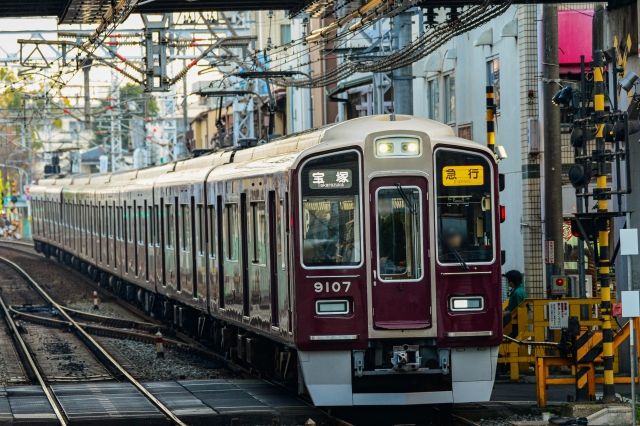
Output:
552,86,573,108
11,182,16,194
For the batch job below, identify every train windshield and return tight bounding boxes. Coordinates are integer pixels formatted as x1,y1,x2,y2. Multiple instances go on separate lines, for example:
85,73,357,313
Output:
300,151,361,267
435,149,494,264
376,186,423,281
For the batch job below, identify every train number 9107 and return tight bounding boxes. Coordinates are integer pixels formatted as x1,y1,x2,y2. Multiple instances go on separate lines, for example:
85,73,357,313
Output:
314,282,351,293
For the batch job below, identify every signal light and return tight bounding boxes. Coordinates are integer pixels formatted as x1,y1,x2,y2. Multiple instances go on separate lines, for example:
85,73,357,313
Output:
500,205,506,223
568,164,591,189
550,275,568,295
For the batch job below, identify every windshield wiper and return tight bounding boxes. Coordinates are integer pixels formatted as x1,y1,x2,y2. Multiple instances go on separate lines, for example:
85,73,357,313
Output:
395,183,417,215
439,235,469,270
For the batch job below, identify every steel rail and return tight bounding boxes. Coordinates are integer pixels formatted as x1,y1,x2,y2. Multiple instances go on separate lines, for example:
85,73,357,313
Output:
9,307,223,361
0,256,188,426
0,295,68,426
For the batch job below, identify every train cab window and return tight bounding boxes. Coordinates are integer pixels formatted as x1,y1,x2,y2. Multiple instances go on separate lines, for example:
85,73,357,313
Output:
435,149,494,265
251,202,266,264
181,204,191,253
300,150,361,267
376,187,423,281
226,204,239,261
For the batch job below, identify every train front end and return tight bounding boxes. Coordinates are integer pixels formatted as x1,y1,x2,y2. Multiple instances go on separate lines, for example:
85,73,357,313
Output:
293,115,503,406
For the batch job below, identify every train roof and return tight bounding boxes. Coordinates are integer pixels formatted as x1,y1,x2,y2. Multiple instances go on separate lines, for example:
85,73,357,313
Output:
33,115,492,194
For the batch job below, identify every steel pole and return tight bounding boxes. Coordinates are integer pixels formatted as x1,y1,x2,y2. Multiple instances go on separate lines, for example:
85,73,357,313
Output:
593,49,616,402
392,12,413,115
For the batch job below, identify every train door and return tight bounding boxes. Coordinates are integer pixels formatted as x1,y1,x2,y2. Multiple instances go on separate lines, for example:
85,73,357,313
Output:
240,193,249,317
216,196,224,308
369,176,431,329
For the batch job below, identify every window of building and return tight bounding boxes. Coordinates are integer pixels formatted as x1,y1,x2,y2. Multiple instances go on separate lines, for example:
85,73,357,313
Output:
428,78,440,122
444,73,456,124
251,202,267,264
486,58,500,112
280,24,291,45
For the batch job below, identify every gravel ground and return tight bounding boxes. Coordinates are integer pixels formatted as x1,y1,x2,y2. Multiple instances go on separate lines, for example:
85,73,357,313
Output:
104,338,239,381
478,414,543,425
0,248,143,320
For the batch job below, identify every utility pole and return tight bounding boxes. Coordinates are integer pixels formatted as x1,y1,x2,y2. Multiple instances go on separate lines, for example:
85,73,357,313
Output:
542,4,565,284
392,12,413,115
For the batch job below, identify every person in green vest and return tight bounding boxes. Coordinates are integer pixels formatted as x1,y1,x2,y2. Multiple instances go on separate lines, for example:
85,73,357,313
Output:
503,269,526,317
502,269,526,337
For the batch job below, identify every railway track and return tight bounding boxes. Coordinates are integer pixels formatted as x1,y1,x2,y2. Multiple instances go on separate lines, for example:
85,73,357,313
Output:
0,253,188,426
0,241,353,425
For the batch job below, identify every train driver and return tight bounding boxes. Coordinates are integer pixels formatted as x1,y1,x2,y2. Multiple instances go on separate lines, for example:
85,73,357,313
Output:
378,197,406,272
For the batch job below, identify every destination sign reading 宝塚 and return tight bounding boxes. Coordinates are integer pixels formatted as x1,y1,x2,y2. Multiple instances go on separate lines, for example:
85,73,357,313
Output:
309,169,353,189
442,165,484,186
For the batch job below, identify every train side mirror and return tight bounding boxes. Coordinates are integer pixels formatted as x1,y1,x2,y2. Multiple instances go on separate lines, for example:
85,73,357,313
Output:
499,174,505,192
501,250,506,265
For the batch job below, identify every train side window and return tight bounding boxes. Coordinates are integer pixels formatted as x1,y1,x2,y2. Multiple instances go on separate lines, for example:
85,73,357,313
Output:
138,205,144,245
251,201,266,264
127,204,133,243
277,200,283,256
196,204,205,255
435,149,494,265
207,205,215,259
108,206,113,237
226,203,239,261
165,203,175,249
155,204,161,247
376,187,423,281
147,204,153,246
181,203,191,253
300,151,362,267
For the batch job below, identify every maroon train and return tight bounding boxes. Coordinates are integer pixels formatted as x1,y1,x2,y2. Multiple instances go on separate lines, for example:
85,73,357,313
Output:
31,115,504,406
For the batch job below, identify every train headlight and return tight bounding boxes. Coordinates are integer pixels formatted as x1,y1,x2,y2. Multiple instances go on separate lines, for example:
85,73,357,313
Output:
374,136,421,158
377,142,394,155
401,141,420,154
449,296,484,312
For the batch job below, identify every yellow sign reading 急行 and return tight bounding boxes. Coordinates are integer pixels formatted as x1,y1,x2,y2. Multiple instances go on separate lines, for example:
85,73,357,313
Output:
442,165,484,186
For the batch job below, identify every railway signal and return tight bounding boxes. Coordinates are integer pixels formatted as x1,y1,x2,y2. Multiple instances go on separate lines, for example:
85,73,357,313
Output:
561,49,639,402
